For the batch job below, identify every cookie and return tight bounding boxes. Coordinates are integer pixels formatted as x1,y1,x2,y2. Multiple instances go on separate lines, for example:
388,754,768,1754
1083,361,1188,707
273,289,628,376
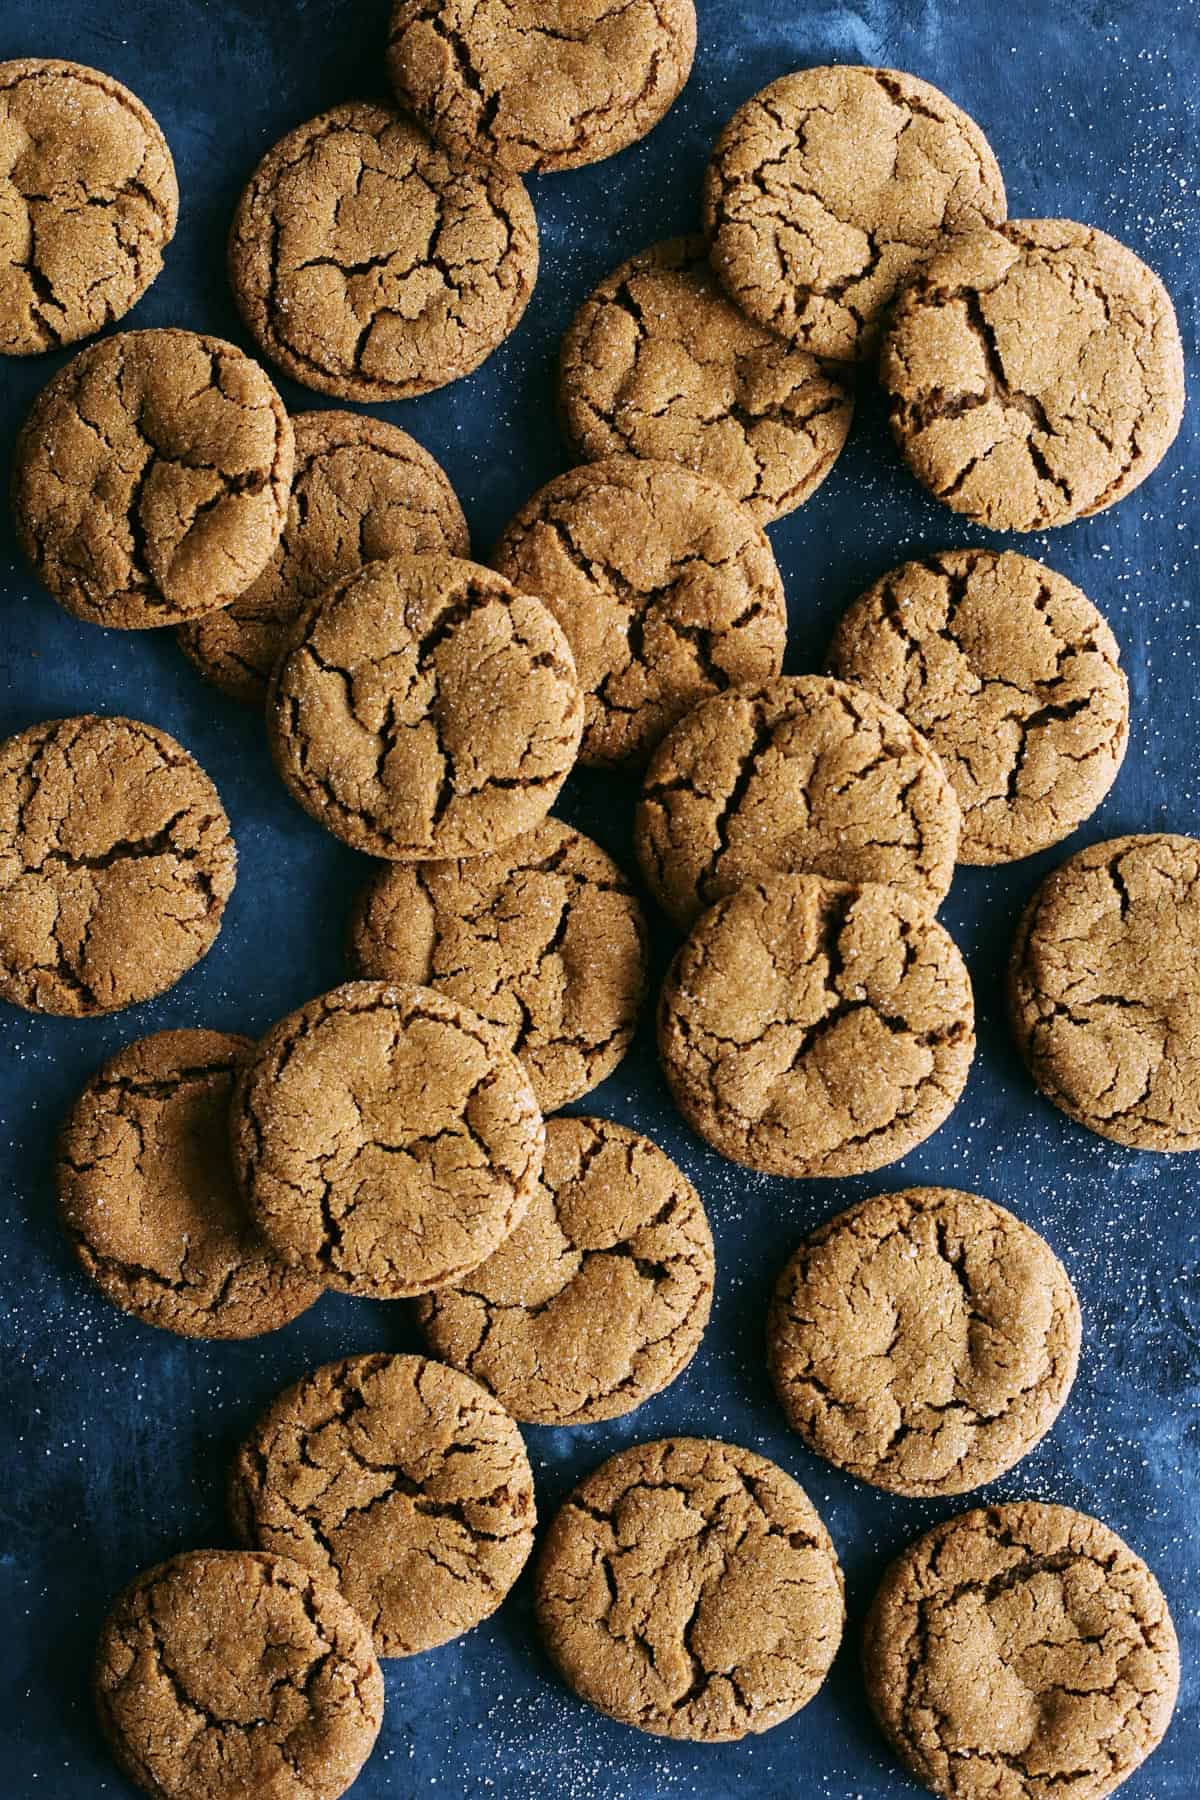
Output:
1009,834,1200,1150
659,873,975,1178
828,551,1130,864
94,1549,383,1800
0,59,177,356
864,1503,1180,1800
703,66,1005,362
178,411,469,705
230,981,544,1299
13,329,293,628
229,101,538,401
420,1116,714,1425
558,235,854,523
348,819,647,1113
386,0,696,175
768,1188,1081,1496
636,675,961,931
881,220,1185,529
491,457,787,767
58,1030,321,1339
535,1436,843,1740
268,555,582,860
0,716,236,1016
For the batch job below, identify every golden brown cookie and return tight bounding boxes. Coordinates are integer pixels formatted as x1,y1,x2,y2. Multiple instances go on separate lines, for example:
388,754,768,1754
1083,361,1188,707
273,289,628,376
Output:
0,716,236,1016
348,820,647,1112
828,551,1129,865
768,1188,1081,1496
659,873,975,1178
230,1353,535,1658
229,101,538,401
13,329,294,628
178,411,469,705
882,220,1185,529
491,457,787,767
535,1436,844,1740
420,1116,714,1424
703,66,1005,362
864,1503,1180,1800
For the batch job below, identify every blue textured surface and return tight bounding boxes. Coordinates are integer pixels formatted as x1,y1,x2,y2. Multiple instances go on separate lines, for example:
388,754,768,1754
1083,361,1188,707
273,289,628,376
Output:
1,2,1197,1796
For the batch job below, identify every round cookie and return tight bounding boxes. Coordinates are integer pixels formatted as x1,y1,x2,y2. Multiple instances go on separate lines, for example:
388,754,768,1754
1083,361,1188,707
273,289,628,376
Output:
768,1188,1081,1496
230,981,544,1299
420,1116,714,1425
178,411,469,705
558,235,855,523
881,220,1185,529
94,1549,384,1800
703,66,1005,362
229,101,538,401
491,457,787,767
535,1436,844,1740
659,873,975,1179
864,1503,1180,1800
636,675,961,931
0,715,236,1016
1009,834,1200,1150
348,819,648,1113
13,329,294,628
58,1031,321,1339
828,551,1129,864
268,555,582,861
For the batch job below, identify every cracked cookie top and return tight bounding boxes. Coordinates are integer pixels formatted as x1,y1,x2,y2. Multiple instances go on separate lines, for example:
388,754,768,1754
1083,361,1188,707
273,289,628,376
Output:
658,873,975,1179
881,219,1185,530
420,1115,714,1425
230,981,544,1299
267,554,583,860
0,59,178,356
491,457,786,767
13,328,294,628
768,1187,1081,1497
703,66,1005,362
1009,834,1200,1150
535,1436,844,1740
0,715,236,1016
228,101,538,401
829,551,1129,865
230,1353,535,1658
93,1549,384,1800
386,0,696,175
348,819,647,1112
864,1503,1179,1800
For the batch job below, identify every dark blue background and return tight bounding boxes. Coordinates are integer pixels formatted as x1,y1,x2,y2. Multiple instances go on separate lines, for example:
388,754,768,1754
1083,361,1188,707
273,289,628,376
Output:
1,3,1196,1796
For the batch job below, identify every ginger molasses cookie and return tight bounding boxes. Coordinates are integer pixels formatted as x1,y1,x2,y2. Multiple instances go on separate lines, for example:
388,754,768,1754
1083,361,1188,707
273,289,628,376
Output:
659,874,974,1179
348,820,647,1113
230,981,543,1299
636,675,960,931
13,330,293,628
703,66,1005,362
268,555,582,860
230,1353,535,1658
94,1549,384,1800
535,1436,844,1740
491,457,786,767
229,102,538,401
420,1116,714,1424
0,716,236,1016
179,411,469,705
829,551,1129,864
864,1503,1180,1800
768,1188,1081,1496
882,220,1185,529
